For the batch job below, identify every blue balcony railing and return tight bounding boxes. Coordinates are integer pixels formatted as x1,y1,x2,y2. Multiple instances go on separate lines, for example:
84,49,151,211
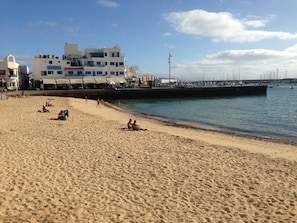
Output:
9,74,17,78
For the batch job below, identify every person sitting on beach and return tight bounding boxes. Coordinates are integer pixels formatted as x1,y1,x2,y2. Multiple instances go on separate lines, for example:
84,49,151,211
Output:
45,101,52,107
127,118,133,129
43,105,49,112
64,110,69,118
132,120,147,131
58,110,67,120
45,98,54,107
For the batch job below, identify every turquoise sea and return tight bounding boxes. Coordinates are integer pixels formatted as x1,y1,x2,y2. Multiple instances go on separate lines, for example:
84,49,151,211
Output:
118,84,297,144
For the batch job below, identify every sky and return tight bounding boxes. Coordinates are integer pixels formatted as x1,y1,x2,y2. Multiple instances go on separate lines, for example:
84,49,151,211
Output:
1,0,297,81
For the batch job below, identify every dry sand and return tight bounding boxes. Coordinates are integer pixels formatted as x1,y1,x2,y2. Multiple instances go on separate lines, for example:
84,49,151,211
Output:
0,96,296,223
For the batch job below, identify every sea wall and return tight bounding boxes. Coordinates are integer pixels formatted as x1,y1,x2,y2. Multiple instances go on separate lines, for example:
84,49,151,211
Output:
10,85,267,100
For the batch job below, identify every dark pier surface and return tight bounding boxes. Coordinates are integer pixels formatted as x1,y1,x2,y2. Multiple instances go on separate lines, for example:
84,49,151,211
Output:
17,84,267,100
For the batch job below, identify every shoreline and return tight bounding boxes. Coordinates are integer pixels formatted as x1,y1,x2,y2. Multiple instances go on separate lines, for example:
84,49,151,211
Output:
94,99,297,161
125,108,297,147
72,99,297,161
110,99,297,147
1,96,297,222
146,114,297,146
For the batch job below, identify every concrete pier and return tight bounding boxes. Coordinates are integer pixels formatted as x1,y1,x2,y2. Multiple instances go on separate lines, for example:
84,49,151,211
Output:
13,84,267,101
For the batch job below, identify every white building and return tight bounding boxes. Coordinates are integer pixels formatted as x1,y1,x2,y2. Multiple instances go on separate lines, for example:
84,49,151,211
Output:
33,43,132,89
0,54,25,91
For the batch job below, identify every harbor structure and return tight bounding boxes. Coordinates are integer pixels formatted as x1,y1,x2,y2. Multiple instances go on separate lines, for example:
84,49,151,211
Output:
33,43,138,89
12,84,268,100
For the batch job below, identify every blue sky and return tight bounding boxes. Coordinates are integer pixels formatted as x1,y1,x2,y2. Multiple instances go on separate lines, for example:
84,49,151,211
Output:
1,0,297,80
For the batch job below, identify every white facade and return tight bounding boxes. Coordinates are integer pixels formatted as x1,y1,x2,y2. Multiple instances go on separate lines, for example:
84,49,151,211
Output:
0,54,20,90
33,54,72,79
33,43,126,84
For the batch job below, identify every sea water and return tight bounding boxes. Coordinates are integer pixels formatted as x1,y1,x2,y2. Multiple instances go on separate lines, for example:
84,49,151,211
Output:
118,84,297,144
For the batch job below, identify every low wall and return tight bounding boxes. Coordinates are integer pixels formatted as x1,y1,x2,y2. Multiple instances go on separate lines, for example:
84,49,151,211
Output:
0,92,8,100
13,85,267,101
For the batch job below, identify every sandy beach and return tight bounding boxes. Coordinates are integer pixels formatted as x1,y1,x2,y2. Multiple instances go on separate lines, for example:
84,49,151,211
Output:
0,96,296,223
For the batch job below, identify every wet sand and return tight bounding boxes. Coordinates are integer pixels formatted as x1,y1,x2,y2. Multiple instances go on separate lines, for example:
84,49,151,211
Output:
0,96,296,222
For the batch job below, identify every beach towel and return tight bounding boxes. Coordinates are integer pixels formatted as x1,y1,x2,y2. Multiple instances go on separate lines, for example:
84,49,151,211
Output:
121,127,147,131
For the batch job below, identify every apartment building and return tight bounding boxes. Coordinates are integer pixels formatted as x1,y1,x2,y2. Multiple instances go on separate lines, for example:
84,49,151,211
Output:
0,54,30,91
33,43,133,89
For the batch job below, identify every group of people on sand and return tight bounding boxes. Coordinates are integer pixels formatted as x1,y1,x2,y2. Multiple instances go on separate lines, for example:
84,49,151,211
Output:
57,110,69,120
127,118,147,131
38,99,54,113
37,98,70,121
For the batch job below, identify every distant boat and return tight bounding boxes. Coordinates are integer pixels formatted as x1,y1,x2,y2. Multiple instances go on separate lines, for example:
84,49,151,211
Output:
290,86,294,89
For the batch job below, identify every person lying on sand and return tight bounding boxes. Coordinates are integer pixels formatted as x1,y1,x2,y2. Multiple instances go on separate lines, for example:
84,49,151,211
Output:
49,110,70,120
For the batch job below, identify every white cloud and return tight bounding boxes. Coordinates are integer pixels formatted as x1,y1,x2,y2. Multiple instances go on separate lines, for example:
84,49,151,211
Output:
162,32,174,37
66,26,80,36
46,21,57,27
164,43,175,49
164,9,297,43
28,20,58,27
242,19,267,28
97,0,119,8
284,44,297,53
206,49,295,62
15,55,33,72
171,46,297,81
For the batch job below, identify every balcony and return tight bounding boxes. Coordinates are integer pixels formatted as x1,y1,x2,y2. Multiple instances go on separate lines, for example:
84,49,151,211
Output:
9,74,17,79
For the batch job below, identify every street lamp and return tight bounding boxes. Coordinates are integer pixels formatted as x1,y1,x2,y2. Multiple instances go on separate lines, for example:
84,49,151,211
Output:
168,53,172,85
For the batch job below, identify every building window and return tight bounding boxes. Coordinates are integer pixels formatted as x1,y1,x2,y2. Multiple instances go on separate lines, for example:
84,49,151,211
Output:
119,62,124,66
105,62,108,66
41,71,47,76
85,71,91,75
48,71,54,75
90,52,104,57
49,61,53,64
57,71,63,75
87,61,94,66
110,62,115,66
47,66,62,70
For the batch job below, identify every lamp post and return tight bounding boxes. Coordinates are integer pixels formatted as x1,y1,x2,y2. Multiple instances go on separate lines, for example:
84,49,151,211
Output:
168,53,172,85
